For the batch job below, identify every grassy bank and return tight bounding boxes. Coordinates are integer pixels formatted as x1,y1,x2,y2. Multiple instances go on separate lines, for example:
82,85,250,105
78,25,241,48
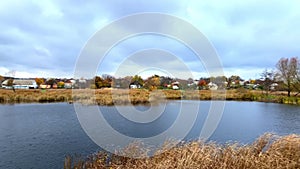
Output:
0,89,73,103
64,133,300,169
0,88,300,105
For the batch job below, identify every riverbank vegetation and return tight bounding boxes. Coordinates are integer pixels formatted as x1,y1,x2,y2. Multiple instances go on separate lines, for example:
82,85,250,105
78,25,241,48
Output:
0,88,300,105
1,57,299,104
64,133,300,169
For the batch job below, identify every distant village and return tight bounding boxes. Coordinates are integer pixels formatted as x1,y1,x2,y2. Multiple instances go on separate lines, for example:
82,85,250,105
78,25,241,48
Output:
1,57,298,96
0,77,90,90
0,74,281,91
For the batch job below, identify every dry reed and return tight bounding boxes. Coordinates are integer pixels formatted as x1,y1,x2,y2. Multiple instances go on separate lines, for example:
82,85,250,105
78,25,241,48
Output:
65,133,300,169
1,89,300,105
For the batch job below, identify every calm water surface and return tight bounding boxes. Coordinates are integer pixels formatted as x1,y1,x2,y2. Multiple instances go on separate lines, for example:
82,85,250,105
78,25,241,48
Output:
0,101,299,169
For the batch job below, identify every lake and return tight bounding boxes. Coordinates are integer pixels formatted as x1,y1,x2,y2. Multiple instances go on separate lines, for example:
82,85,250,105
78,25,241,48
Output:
0,101,299,169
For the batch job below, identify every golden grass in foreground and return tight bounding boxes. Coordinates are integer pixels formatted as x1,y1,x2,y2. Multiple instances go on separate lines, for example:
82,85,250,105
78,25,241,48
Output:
65,133,300,169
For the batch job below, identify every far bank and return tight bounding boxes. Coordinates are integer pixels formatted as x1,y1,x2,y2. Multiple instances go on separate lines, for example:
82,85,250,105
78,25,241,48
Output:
0,88,299,105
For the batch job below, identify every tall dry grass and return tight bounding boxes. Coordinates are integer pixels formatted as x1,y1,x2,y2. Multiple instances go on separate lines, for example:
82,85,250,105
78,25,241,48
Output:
1,88,300,105
65,133,300,169
0,89,72,103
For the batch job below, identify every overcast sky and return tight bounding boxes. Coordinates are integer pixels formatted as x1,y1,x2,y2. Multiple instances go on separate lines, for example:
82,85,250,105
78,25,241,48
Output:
0,0,299,80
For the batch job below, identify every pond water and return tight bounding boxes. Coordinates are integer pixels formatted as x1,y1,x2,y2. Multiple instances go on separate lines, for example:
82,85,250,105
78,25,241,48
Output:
0,101,299,169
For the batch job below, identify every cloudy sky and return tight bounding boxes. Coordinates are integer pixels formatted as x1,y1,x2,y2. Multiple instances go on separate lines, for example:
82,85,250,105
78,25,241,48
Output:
0,0,299,80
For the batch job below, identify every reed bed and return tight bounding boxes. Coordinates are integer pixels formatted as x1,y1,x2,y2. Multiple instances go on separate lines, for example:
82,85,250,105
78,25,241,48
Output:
64,133,300,169
0,89,300,105
0,89,73,103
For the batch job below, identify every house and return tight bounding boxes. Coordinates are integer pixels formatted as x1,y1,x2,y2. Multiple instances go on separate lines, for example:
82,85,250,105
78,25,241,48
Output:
40,84,51,89
52,83,58,89
208,82,218,90
129,81,142,89
270,83,278,90
2,79,38,89
64,79,75,89
1,79,12,89
172,81,180,90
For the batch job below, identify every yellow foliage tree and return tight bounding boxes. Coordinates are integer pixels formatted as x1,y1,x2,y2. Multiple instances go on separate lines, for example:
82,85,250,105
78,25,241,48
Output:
57,81,65,88
35,78,44,87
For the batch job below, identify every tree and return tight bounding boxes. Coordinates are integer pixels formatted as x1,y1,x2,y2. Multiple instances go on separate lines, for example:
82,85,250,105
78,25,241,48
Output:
198,79,207,90
292,59,300,96
7,79,14,86
94,76,104,88
144,75,160,90
102,74,112,88
0,75,4,87
57,81,65,88
160,76,173,88
35,78,44,87
112,76,131,88
227,75,242,88
131,75,144,86
214,76,227,89
0,75,4,82
94,75,113,88
260,69,275,95
276,57,299,97
45,78,56,88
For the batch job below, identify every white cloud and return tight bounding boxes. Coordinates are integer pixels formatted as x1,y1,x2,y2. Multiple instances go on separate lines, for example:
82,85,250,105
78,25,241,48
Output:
0,67,10,76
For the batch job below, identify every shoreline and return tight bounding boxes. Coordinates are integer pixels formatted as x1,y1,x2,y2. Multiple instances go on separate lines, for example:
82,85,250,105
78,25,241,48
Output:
0,88,300,105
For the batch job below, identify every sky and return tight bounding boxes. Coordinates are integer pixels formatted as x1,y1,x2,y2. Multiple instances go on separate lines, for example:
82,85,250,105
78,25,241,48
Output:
0,0,299,80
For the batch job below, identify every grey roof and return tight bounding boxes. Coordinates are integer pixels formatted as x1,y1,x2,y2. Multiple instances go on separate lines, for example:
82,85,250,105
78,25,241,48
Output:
13,80,36,85
2,79,36,86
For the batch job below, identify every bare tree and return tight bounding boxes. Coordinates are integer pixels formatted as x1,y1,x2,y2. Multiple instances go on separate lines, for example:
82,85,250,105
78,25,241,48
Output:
293,59,300,96
276,57,299,97
260,69,275,96
0,75,4,83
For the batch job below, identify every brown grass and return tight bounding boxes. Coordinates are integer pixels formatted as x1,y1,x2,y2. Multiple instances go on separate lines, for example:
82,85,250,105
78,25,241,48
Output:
0,89,73,103
64,133,300,169
1,88,300,105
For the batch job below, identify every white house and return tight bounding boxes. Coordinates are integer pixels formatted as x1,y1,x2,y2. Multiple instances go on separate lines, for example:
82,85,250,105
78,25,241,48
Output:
129,81,142,89
2,79,38,89
208,82,218,90
172,81,180,90
270,83,278,90
64,79,76,89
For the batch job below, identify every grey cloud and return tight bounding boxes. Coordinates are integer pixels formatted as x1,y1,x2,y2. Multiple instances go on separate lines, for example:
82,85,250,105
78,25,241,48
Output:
0,0,299,79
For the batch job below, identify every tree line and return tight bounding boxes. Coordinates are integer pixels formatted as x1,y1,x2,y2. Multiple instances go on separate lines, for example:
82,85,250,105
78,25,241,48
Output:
0,57,299,97
92,57,300,97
